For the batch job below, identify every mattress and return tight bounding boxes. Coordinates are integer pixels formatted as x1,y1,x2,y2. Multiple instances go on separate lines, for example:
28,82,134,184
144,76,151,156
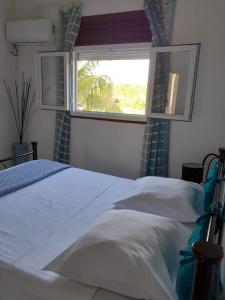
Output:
0,166,135,300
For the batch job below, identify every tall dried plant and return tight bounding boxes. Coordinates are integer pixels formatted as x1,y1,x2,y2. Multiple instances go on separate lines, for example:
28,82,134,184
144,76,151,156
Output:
4,74,37,144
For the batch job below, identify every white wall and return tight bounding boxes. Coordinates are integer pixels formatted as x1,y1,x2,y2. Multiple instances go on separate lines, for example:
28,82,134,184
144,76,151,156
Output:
169,0,225,177
11,0,225,179
11,0,144,19
0,0,17,160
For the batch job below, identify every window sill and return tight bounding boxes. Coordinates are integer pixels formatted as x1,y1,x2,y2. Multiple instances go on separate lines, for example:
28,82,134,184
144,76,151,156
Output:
70,112,147,124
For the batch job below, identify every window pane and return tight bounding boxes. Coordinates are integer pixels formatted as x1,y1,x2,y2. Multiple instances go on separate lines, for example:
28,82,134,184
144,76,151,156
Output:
41,56,65,107
77,59,149,115
151,50,192,116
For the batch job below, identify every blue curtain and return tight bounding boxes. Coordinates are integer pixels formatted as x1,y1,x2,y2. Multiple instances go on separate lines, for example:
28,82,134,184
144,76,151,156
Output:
140,0,176,177
54,6,81,164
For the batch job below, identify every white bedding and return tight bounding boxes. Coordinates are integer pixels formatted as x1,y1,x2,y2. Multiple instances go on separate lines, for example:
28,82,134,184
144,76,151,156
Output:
0,167,135,300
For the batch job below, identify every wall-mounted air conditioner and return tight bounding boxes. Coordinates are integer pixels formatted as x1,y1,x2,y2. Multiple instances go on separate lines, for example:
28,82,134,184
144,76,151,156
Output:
6,19,55,45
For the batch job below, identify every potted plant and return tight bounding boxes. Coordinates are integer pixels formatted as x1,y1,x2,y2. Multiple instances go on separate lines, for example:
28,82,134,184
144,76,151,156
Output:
4,74,37,165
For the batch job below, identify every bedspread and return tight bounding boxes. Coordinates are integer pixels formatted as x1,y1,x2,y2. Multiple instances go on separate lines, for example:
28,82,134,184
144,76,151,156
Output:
0,164,135,300
0,160,71,198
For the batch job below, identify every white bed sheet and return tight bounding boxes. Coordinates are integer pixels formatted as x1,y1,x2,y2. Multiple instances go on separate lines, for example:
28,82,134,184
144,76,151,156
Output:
0,167,135,300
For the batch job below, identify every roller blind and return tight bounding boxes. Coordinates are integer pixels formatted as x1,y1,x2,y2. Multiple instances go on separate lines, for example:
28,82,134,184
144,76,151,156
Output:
75,10,152,46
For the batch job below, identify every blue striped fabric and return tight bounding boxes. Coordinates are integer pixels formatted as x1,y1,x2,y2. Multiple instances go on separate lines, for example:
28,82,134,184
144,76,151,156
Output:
140,0,176,177
54,6,81,164
0,160,71,198
54,111,71,163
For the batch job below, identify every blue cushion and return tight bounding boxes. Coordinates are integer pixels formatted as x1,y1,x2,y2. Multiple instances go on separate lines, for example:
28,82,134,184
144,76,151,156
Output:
176,216,209,300
204,163,219,211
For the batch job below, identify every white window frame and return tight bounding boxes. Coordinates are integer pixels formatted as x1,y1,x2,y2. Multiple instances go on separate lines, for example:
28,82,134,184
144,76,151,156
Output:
70,43,152,122
147,44,200,121
35,51,70,111
34,43,200,122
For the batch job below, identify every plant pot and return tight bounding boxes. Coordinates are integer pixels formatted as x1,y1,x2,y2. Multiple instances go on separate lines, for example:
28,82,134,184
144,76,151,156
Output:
12,143,29,165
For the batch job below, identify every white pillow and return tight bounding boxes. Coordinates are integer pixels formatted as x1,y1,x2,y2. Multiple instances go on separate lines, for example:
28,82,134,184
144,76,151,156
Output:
44,210,190,300
114,176,204,222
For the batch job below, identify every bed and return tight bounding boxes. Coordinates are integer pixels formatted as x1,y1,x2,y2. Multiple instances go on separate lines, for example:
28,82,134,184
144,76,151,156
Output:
0,144,224,300
0,161,136,300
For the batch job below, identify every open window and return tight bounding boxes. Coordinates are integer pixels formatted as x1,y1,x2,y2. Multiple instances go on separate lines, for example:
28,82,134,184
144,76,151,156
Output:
148,44,200,121
35,43,200,122
35,52,70,111
71,44,151,121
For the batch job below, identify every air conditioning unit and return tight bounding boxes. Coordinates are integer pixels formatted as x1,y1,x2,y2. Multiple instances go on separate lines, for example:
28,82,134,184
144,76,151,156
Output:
6,19,55,45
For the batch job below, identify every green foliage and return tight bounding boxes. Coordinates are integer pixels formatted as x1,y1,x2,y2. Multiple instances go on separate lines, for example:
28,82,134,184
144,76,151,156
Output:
77,61,146,115
78,61,122,113
113,84,146,114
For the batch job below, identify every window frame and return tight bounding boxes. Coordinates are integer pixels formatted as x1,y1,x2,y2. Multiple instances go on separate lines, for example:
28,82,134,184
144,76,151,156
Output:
35,51,70,111
147,44,201,121
70,43,152,122
34,43,200,123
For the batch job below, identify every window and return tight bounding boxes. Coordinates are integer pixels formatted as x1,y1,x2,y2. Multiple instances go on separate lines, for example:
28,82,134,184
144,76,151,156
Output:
147,44,200,121
72,44,151,121
35,52,70,111
35,44,200,122
34,10,200,122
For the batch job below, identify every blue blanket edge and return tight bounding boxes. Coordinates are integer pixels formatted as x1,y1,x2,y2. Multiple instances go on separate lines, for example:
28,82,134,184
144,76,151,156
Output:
0,159,71,198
